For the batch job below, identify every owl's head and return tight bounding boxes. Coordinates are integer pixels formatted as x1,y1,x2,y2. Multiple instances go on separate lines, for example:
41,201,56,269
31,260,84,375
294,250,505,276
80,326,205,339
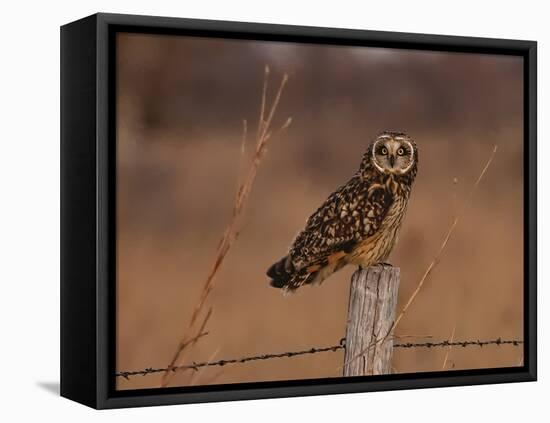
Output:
365,131,417,176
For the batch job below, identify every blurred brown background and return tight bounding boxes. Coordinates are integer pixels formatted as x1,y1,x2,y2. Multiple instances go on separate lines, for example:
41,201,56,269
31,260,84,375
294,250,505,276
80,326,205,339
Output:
115,33,524,390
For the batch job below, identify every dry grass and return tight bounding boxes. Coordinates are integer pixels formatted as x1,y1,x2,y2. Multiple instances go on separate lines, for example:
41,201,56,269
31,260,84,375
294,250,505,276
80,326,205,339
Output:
390,145,498,333
160,66,291,387
442,322,457,370
392,145,497,336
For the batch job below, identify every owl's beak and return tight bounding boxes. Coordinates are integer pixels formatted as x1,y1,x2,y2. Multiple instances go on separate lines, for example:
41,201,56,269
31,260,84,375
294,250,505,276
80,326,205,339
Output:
389,155,395,167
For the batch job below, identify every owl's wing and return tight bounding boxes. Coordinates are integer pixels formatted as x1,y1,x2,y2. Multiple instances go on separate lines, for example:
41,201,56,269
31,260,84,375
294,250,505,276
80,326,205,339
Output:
289,175,393,271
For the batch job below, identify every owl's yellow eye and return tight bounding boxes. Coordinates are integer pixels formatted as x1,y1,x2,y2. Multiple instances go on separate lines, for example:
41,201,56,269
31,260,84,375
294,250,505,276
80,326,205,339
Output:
397,148,405,156
381,147,388,155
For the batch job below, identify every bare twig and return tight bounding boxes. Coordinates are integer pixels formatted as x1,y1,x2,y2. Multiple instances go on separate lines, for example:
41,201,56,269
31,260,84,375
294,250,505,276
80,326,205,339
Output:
442,322,457,370
161,309,212,382
391,145,498,332
189,347,221,386
159,68,291,387
166,329,210,372
259,74,288,143
258,65,269,137
236,119,248,191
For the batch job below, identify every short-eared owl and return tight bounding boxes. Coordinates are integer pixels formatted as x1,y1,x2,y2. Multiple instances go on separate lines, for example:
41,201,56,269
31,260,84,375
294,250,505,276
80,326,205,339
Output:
267,131,418,292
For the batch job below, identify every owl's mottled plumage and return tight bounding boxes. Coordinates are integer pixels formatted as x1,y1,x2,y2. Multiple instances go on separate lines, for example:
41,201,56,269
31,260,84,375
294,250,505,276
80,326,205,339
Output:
267,131,418,292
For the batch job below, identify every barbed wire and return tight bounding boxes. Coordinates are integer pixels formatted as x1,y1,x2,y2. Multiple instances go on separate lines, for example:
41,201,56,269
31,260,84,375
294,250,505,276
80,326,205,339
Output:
394,338,523,349
116,337,523,379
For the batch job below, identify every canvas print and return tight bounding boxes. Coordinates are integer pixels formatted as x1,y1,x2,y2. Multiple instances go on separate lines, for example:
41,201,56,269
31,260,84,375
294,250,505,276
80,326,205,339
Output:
115,32,524,390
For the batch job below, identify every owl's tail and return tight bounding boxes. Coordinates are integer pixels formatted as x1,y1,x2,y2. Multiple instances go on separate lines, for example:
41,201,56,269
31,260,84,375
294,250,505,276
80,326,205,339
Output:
267,255,314,292
267,255,294,288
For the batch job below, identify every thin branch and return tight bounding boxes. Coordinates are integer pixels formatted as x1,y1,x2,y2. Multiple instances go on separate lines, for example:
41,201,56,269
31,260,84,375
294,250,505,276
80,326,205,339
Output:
161,308,212,383
442,322,457,370
189,347,221,386
258,74,288,144
257,65,269,137
235,119,248,193
165,330,210,371
391,145,498,332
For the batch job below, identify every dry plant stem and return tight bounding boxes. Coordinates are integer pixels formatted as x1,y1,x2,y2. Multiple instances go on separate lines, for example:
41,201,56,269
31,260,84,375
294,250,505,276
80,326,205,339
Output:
517,354,524,366
391,145,498,332
242,119,248,155
342,145,498,370
160,70,291,387
236,119,248,192
162,308,212,383
442,322,457,370
257,65,269,137
168,328,210,367
189,347,221,386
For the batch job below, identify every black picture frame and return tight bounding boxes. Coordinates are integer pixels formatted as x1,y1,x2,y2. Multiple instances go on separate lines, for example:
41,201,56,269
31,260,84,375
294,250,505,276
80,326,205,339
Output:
60,12,537,409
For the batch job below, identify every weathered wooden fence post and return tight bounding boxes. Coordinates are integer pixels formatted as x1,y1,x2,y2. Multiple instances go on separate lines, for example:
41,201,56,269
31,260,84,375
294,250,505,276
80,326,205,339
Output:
343,266,400,376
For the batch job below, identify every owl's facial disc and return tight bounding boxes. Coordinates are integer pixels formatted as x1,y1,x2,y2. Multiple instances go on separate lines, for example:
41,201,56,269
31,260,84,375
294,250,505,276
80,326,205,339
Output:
372,135,415,175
